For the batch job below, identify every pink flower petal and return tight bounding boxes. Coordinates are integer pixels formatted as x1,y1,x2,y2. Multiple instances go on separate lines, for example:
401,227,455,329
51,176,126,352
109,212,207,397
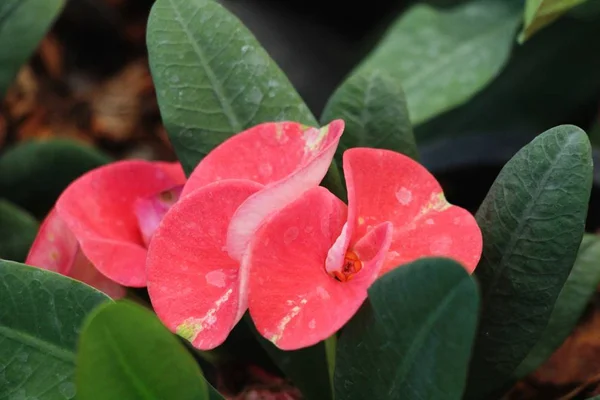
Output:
247,187,392,350
146,179,263,350
26,208,78,275
181,120,344,197
55,160,186,287
69,249,126,298
226,120,344,261
133,185,183,246
343,148,482,274
382,205,481,274
26,209,125,298
154,161,186,182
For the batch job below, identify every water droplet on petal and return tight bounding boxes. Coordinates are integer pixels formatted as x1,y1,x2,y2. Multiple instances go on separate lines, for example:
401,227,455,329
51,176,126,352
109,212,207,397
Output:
395,187,412,205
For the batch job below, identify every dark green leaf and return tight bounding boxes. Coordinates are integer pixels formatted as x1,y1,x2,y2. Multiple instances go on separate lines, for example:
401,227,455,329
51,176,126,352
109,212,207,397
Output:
0,199,38,262
0,260,110,399
519,0,588,42
0,139,111,218
147,0,316,174
416,16,600,145
515,234,600,378
0,0,64,96
355,0,520,125
245,315,333,400
76,300,221,400
465,125,593,399
335,258,479,400
321,67,419,161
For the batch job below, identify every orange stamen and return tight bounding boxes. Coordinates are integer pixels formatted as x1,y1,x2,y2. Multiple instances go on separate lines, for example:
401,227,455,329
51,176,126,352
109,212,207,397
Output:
331,250,363,282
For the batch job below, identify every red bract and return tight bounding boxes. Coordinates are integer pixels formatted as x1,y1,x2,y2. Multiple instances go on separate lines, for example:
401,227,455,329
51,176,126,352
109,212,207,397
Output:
146,120,344,350
52,160,186,287
26,208,126,298
247,148,483,350
246,187,392,349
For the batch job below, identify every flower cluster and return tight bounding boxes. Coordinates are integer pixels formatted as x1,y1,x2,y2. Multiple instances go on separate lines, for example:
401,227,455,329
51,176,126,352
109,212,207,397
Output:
27,120,482,350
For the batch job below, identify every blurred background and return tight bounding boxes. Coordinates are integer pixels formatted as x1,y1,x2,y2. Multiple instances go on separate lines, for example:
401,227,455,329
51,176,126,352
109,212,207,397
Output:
1,0,600,398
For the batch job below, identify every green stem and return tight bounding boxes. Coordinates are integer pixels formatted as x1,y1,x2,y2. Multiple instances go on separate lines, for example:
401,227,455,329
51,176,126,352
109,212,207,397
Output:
325,334,337,396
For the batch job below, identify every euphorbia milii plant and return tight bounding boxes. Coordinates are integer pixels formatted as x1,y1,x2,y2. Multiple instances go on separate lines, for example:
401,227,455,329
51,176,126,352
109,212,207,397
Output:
4,0,596,398
146,120,482,350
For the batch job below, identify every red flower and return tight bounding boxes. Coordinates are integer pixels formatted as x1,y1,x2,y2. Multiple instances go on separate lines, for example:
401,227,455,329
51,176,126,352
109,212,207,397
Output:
26,208,126,298
27,160,186,289
147,120,481,351
146,121,344,350
246,148,482,349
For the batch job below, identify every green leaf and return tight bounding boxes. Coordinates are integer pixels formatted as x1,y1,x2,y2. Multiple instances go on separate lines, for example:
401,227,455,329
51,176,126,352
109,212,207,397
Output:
515,234,600,377
0,0,64,96
0,139,111,218
465,125,593,399
207,386,224,400
519,0,588,42
415,14,600,145
147,0,316,175
245,315,333,400
0,199,38,262
335,258,479,400
0,260,110,399
76,300,221,400
355,0,521,126
321,67,419,161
